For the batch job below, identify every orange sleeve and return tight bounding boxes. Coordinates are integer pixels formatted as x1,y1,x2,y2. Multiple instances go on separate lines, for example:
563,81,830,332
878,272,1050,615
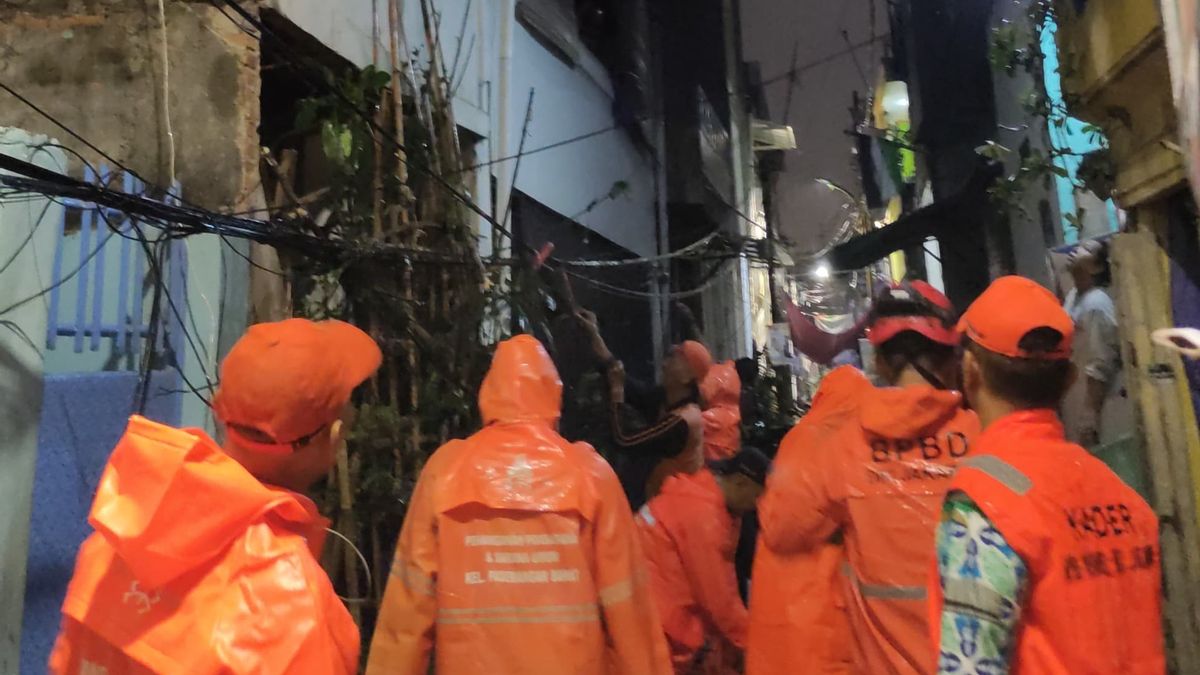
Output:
365,467,440,675
590,459,674,675
678,514,748,649
757,417,845,555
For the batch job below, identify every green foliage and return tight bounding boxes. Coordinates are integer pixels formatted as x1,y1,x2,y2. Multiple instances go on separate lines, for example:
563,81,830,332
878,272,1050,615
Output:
985,0,1109,228
296,66,391,177
286,61,499,636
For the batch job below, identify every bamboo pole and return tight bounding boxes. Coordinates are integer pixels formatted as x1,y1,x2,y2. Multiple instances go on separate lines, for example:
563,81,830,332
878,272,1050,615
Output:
334,438,361,623
388,0,420,483
387,0,410,196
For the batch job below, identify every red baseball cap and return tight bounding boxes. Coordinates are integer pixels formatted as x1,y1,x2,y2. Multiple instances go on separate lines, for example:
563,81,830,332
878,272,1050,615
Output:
213,319,382,454
867,280,959,347
958,276,1074,360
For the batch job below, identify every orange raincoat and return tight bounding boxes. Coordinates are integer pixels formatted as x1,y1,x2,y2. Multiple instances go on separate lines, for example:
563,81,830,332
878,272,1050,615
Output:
700,361,742,461
48,416,358,674
749,365,870,675
637,469,747,673
365,335,671,675
755,381,979,675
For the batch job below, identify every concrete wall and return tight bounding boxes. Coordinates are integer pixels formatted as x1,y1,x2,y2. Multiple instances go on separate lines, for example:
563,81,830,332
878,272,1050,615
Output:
0,1,258,430
0,132,63,674
0,1,260,209
989,0,1062,288
271,0,659,256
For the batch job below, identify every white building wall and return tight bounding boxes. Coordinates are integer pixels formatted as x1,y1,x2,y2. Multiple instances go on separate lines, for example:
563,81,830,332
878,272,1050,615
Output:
0,131,62,671
271,0,658,256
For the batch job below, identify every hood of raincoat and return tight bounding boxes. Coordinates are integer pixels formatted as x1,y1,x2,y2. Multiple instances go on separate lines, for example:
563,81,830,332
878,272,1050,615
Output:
479,334,563,426
700,361,742,460
427,335,608,516
859,384,964,439
811,365,870,415
88,416,326,589
700,361,741,408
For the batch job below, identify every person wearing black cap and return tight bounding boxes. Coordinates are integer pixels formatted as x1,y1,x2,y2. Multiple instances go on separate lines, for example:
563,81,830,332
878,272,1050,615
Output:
636,448,771,674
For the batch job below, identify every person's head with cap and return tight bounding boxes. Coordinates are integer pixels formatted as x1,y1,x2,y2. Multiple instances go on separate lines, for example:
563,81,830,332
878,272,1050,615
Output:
866,279,960,389
212,318,382,492
709,446,771,515
958,276,1076,428
662,340,712,409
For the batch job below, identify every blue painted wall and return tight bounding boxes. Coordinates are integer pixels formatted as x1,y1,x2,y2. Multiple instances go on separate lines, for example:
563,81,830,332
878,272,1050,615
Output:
1040,17,1120,243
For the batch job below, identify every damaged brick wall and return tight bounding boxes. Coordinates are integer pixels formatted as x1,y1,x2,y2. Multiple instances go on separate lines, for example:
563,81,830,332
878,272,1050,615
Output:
0,0,261,208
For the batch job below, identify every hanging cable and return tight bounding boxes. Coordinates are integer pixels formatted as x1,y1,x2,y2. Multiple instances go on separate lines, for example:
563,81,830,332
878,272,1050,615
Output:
155,0,177,185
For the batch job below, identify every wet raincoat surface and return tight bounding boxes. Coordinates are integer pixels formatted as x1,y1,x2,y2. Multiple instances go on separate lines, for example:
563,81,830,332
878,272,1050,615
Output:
757,381,980,675
366,335,671,675
48,416,358,675
637,469,746,674
700,361,742,461
749,366,870,675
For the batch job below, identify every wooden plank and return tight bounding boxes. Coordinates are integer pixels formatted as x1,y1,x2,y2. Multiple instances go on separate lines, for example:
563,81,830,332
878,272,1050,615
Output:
1112,226,1200,672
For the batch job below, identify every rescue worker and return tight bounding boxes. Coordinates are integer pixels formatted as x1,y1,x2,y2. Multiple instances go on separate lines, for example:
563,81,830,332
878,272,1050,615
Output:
49,318,381,674
931,276,1164,674
700,360,743,461
637,447,771,674
577,307,706,508
366,334,671,675
749,365,871,675
755,280,980,674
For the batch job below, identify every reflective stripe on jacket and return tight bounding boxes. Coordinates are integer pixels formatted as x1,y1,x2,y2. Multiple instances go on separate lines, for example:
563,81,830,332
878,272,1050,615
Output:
932,410,1165,675
48,416,358,675
758,379,980,674
365,335,671,675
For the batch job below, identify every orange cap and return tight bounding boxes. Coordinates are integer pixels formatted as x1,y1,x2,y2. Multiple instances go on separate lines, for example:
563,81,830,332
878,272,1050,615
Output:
677,340,713,380
213,319,382,453
958,276,1074,360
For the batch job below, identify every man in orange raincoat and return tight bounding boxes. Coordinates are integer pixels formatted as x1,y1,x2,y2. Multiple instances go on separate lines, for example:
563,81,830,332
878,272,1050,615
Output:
49,319,381,674
637,447,771,674
748,364,870,675
753,281,980,674
700,360,742,462
366,334,672,675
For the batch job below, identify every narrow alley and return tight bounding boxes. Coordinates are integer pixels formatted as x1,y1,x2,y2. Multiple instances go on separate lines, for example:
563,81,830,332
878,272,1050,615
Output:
0,1,1198,674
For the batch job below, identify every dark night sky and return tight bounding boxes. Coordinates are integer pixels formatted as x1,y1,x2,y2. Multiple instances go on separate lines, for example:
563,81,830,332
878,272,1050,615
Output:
740,0,890,255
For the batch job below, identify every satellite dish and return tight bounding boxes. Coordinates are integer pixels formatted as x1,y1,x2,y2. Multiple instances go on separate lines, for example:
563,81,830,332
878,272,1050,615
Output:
773,177,862,266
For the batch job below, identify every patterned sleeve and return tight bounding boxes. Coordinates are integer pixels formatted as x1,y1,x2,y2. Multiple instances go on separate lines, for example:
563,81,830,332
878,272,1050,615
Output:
935,491,1028,675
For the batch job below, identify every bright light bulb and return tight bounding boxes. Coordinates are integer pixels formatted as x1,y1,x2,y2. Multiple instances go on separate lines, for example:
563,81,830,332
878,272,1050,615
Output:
814,263,831,279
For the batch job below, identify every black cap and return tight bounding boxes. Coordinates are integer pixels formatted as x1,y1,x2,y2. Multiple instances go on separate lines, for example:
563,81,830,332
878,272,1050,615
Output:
709,446,772,486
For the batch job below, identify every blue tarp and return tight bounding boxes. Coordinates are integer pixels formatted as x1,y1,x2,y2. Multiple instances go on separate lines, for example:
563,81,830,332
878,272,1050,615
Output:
21,371,179,674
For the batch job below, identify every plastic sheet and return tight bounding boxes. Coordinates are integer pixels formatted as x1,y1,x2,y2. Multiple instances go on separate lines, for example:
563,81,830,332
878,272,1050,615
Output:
754,366,980,674
48,416,358,674
782,297,870,366
366,335,672,675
